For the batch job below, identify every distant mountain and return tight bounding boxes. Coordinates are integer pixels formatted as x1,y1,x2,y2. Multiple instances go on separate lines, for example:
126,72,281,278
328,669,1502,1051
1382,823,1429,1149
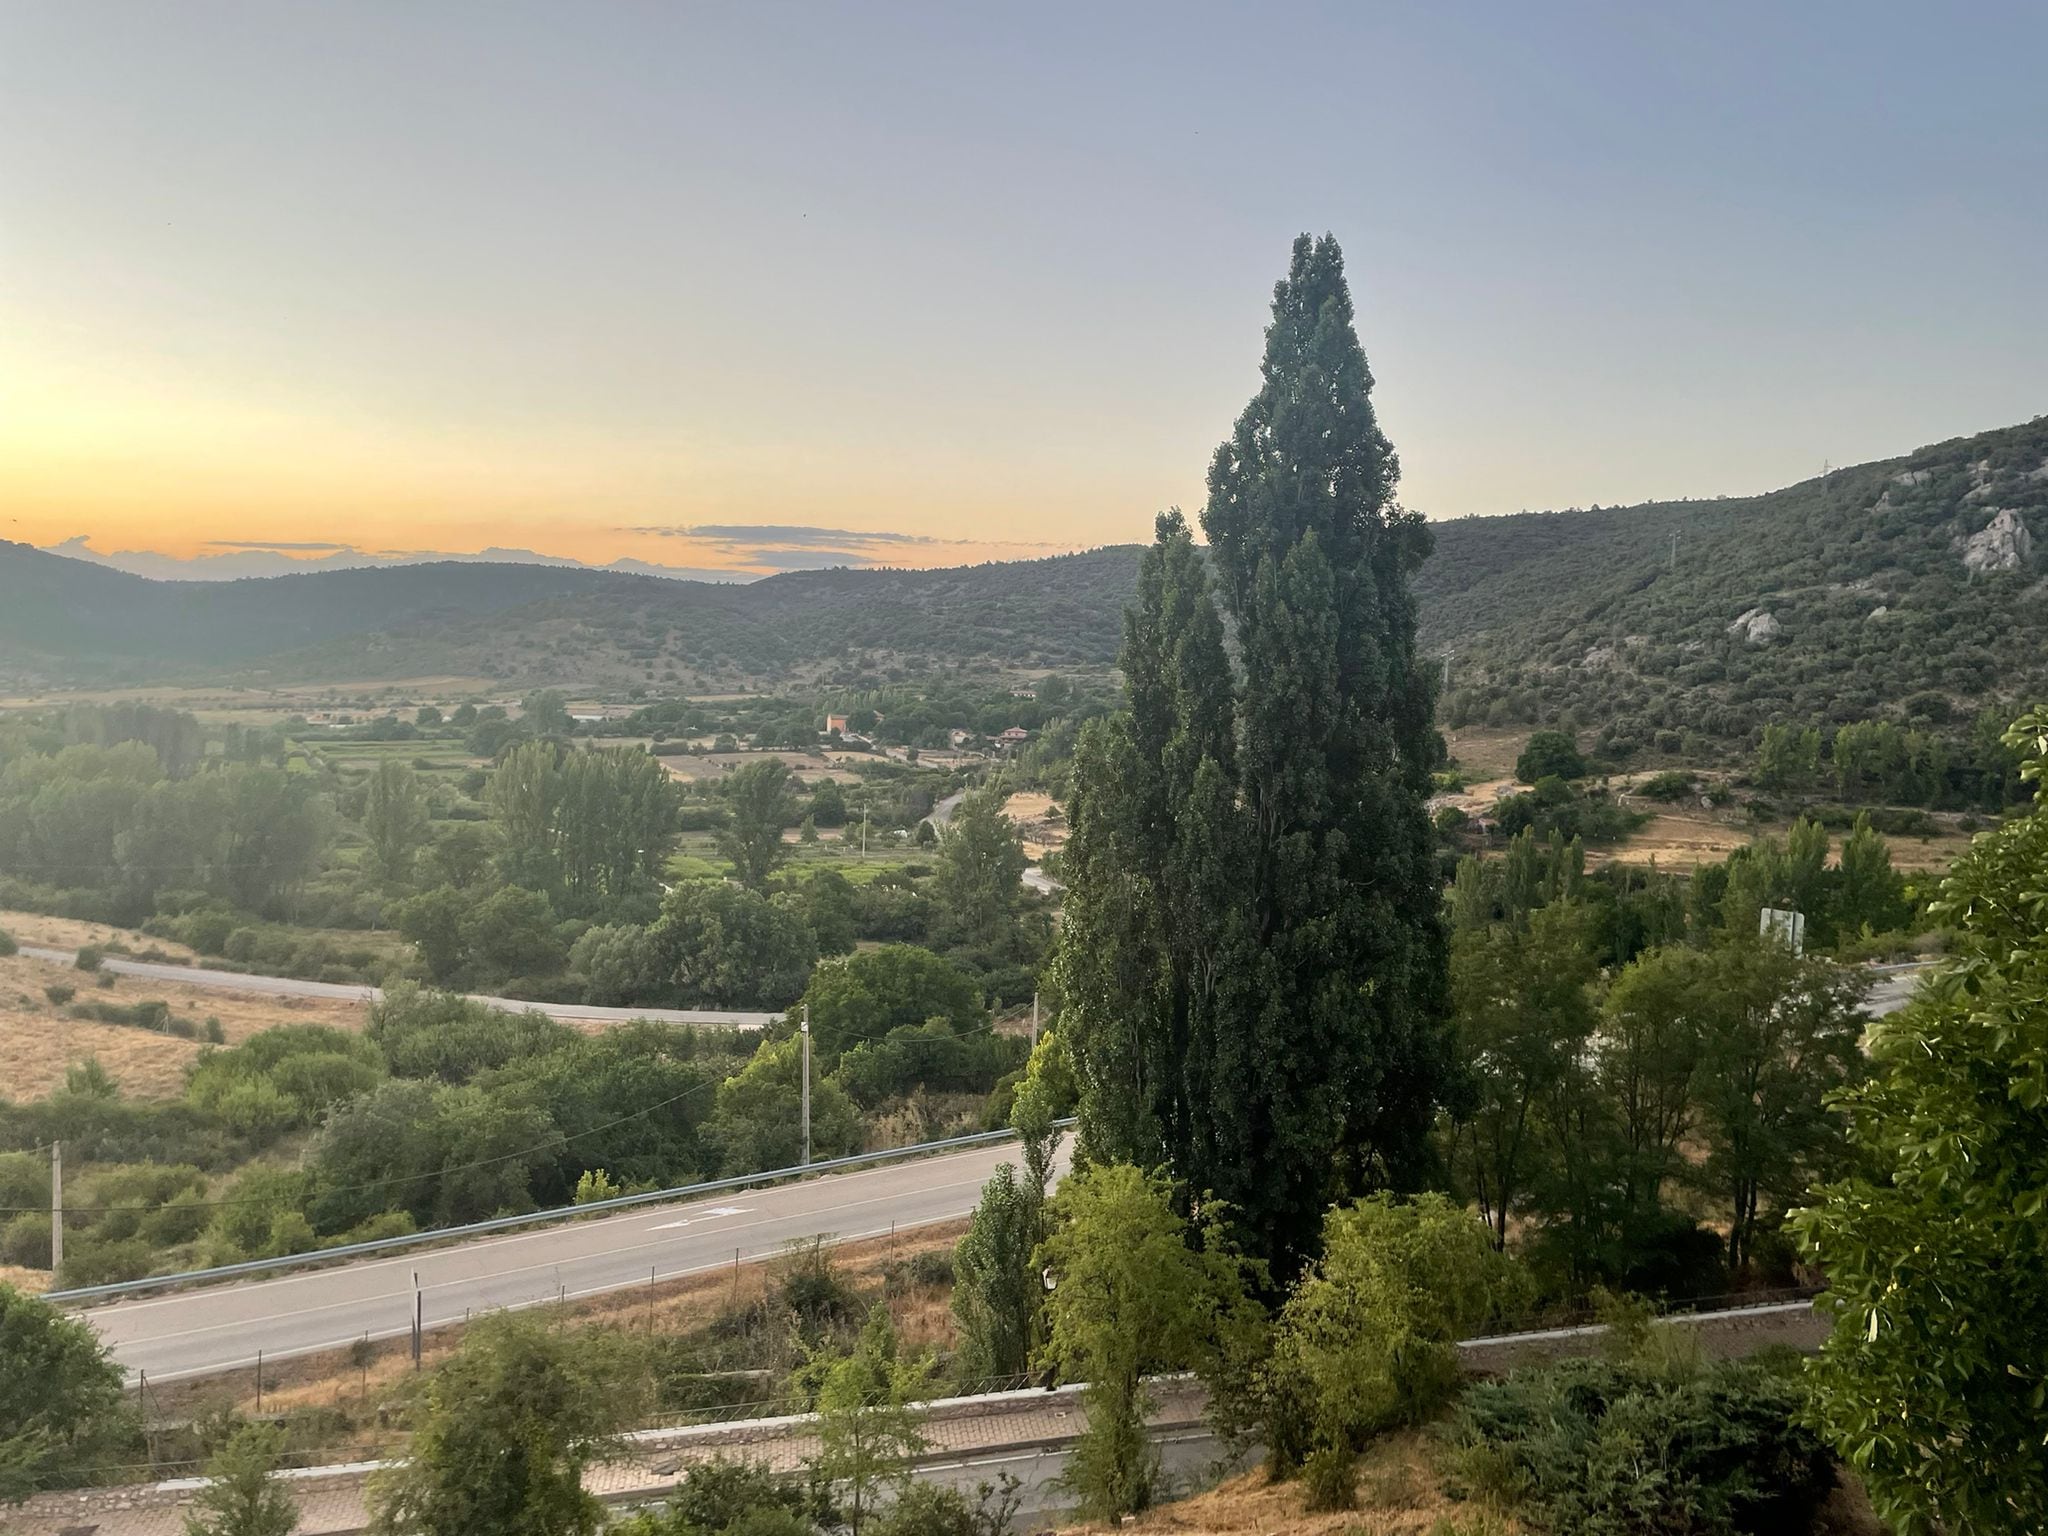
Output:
38,536,745,584
7,416,2043,745
0,542,1144,688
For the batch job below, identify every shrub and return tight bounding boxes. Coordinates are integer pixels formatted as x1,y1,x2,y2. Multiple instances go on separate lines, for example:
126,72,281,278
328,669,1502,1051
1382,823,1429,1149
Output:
1636,770,1696,802
1260,1194,1528,1473
0,1212,53,1269
57,1233,155,1289
44,983,75,1006
0,926,15,957
74,945,103,972
1441,1356,1833,1536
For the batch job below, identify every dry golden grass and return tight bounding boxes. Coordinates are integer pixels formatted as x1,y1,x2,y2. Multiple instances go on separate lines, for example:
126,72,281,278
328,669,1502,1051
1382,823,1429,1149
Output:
0,952,368,1101
0,1263,50,1295
0,909,201,960
1443,728,1531,784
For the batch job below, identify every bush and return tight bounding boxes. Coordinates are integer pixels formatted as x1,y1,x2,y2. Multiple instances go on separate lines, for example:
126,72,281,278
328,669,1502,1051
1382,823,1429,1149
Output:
57,1233,155,1289
1636,770,1696,802
44,983,75,1006
1516,731,1586,784
0,1211,53,1269
74,945,103,972
1442,1356,1833,1536
0,926,14,957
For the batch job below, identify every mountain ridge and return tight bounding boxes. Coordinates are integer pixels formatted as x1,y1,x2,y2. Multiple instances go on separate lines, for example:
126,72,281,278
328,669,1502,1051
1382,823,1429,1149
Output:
6,415,2044,746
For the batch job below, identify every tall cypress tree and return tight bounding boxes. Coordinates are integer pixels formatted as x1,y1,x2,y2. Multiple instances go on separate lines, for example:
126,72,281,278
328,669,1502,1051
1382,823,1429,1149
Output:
1056,234,1448,1277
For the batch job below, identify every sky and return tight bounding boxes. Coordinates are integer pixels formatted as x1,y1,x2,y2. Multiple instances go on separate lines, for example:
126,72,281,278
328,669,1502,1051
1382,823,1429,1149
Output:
3,2,2044,580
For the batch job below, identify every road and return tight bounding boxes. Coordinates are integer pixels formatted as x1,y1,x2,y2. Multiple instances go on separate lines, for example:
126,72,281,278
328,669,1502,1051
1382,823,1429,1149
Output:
1863,962,1929,1019
82,1139,1040,1383
17,944,777,1029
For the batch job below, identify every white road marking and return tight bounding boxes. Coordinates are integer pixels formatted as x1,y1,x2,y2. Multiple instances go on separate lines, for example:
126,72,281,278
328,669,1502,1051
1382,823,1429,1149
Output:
647,1205,750,1230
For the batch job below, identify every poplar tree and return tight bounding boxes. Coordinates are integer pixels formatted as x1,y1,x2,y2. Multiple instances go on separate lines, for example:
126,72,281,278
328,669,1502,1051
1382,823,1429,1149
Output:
1056,234,1449,1277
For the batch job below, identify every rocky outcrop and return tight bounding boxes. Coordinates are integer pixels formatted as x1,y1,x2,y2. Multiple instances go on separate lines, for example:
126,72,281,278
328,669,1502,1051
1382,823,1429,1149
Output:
1727,607,1782,644
1961,508,2033,576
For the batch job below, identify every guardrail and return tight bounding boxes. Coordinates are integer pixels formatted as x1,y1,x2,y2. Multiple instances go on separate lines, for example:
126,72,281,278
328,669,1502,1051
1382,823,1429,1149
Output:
47,1120,1073,1306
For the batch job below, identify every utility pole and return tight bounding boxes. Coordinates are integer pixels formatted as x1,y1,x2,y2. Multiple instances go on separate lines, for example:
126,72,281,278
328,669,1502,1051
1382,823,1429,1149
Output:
49,1141,62,1279
860,801,869,861
800,1003,812,1166
1668,530,1680,571
1030,992,1039,1050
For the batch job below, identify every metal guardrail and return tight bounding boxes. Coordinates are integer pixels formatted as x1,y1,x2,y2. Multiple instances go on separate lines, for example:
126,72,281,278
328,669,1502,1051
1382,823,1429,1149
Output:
47,1120,1074,1306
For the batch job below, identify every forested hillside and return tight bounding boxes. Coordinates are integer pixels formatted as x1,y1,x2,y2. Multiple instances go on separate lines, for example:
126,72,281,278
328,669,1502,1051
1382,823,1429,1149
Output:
7,416,2043,753
1420,415,2048,758
0,543,1143,687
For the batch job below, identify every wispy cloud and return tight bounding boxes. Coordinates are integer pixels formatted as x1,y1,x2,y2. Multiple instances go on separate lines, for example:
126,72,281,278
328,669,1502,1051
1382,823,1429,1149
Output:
631,523,940,547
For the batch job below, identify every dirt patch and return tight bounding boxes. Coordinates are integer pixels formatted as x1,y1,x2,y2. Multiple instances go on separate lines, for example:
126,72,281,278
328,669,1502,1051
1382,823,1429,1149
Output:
1442,728,1531,784
1001,792,1067,861
0,953,369,1100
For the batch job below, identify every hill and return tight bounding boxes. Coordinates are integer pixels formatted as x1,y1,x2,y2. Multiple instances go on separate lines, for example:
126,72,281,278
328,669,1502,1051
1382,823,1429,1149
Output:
0,543,1145,688
1416,414,2048,757
5,414,2043,744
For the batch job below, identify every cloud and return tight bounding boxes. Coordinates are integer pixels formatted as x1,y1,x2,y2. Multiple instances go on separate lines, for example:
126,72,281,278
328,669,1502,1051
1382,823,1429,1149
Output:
632,523,939,547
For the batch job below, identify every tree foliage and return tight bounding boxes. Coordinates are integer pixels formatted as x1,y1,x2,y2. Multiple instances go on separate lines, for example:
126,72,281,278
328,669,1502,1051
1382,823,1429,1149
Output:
368,1313,638,1536
0,1283,136,1503
182,1421,297,1536
1056,235,1448,1280
1037,1163,1257,1523
1792,709,2048,1532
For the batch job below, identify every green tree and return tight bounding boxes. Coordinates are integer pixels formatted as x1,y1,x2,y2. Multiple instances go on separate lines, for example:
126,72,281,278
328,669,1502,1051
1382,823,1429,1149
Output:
183,1421,297,1536
953,1163,1041,1382
395,884,471,982
1260,1194,1523,1503
1056,236,1448,1279
1792,710,2048,1530
1443,902,1600,1250
490,740,561,891
521,689,573,738
364,759,430,888
422,823,495,890
1037,1163,1257,1523
368,1314,638,1536
704,1037,860,1175
0,1283,136,1502
1693,938,1864,1273
462,883,563,979
1755,723,1820,791
1515,730,1586,784
932,790,1025,950
810,777,849,828
718,758,797,890
654,882,816,1008
806,1309,929,1536
1835,812,1909,937
794,945,982,1063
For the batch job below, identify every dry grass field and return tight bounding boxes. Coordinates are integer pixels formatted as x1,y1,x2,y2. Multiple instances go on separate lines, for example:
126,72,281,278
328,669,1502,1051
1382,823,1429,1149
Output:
0,936,369,1102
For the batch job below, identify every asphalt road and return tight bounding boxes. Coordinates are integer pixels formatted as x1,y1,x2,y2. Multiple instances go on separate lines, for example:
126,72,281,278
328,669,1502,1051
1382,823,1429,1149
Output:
1863,962,1929,1019
17,944,776,1028
82,1139,1042,1383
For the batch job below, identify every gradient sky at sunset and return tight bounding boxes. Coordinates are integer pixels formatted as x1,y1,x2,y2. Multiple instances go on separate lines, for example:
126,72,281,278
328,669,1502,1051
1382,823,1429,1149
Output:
5,3,2045,577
